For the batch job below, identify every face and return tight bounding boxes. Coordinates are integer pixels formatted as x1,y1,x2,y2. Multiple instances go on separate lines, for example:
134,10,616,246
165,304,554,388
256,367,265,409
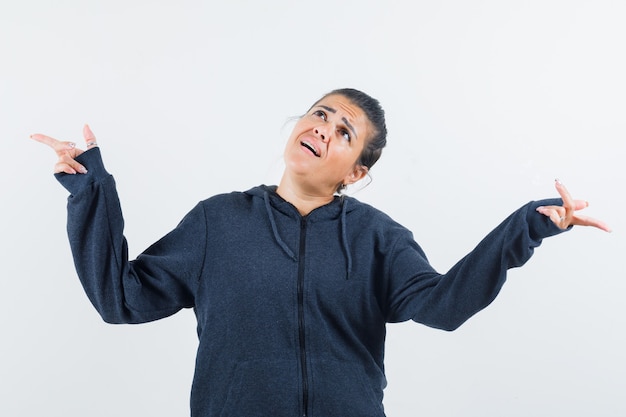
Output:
283,94,371,193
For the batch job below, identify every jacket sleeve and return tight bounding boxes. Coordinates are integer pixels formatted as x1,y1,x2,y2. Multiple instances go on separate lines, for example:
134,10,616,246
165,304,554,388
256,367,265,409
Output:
385,200,569,330
55,148,206,324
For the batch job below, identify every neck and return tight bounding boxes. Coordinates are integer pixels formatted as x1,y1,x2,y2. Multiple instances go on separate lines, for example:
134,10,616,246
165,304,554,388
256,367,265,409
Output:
276,174,336,216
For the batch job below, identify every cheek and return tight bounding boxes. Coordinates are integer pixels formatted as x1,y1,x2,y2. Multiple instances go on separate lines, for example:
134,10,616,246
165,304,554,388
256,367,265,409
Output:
284,125,304,151
291,118,313,135
338,140,364,159
331,147,361,173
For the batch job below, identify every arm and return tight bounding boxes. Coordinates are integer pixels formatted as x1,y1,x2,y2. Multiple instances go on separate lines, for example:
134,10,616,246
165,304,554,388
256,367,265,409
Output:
385,182,609,330
31,126,204,324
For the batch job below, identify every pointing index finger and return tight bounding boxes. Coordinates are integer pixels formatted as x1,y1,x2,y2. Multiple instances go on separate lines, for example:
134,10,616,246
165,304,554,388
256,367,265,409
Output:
30,133,59,147
30,133,75,151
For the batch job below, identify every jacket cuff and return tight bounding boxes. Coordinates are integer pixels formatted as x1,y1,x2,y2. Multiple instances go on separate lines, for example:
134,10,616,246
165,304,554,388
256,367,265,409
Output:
527,198,572,241
54,147,110,195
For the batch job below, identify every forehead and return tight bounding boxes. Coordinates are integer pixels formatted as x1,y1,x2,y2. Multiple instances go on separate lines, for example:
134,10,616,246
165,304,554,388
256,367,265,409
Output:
313,94,364,120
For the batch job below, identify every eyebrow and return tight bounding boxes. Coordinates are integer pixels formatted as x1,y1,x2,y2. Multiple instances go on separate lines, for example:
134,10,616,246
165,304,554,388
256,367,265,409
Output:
316,105,358,140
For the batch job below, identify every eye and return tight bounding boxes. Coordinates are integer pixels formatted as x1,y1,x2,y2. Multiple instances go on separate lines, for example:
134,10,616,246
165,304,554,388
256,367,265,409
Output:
313,110,327,121
339,128,351,142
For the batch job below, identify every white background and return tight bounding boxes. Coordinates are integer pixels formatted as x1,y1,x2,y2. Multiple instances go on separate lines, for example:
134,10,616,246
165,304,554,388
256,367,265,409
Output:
1,1,624,416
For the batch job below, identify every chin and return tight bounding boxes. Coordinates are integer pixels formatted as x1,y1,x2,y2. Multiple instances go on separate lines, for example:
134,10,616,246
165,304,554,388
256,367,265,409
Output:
284,153,315,174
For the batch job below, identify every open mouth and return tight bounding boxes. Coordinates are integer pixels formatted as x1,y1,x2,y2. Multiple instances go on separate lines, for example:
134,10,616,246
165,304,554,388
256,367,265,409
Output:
301,140,320,157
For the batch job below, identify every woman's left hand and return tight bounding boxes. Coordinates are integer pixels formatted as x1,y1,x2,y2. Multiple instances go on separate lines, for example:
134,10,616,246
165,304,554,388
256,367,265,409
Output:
536,180,612,233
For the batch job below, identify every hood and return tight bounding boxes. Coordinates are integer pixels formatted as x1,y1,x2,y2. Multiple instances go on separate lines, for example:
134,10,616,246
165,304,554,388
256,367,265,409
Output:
244,185,356,280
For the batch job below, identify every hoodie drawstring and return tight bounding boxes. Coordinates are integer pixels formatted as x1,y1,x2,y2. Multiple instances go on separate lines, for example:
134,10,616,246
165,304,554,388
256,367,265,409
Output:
264,191,297,261
262,190,352,278
340,198,352,280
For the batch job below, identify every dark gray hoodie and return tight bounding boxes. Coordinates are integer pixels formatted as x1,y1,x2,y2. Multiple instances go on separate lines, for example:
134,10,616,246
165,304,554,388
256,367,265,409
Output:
56,148,567,416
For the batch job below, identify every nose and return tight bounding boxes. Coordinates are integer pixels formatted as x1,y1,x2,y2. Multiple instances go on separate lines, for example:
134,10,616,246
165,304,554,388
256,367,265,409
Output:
314,126,329,142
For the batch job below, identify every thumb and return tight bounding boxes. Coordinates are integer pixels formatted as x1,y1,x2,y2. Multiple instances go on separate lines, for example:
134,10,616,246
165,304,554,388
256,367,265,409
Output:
83,124,98,149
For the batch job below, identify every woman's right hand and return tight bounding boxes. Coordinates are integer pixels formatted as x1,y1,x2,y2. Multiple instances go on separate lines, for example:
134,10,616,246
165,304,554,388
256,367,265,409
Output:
31,124,98,174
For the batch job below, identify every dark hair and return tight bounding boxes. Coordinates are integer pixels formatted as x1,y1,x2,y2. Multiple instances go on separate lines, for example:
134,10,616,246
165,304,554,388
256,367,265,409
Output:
313,88,388,170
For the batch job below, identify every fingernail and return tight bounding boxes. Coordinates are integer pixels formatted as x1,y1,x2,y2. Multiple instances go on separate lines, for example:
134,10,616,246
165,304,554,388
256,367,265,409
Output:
555,178,563,185
536,206,544,212
79,167,88,174
68,142,76,149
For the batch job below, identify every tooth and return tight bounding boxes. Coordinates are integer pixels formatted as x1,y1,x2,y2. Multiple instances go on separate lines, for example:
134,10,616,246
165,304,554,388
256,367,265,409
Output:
302,141,317,156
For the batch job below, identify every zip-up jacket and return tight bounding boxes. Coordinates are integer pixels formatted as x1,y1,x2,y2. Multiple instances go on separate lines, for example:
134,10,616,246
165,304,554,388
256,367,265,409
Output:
56,148,569,416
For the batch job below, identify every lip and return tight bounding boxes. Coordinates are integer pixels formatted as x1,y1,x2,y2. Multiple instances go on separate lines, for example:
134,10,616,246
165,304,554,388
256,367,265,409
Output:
300,138,321,157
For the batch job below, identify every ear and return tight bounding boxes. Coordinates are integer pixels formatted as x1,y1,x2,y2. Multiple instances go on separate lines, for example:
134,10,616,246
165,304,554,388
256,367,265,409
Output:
343,165,369,186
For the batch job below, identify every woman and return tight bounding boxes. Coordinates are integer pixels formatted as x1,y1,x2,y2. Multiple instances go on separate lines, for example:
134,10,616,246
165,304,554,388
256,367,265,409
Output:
31,88,609,417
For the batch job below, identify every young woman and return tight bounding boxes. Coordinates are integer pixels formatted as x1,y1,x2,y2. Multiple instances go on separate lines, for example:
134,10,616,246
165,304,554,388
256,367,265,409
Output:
31,88,609,417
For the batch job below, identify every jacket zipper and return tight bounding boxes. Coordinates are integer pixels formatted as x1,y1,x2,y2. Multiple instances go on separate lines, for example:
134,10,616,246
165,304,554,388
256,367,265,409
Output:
298,218,309,417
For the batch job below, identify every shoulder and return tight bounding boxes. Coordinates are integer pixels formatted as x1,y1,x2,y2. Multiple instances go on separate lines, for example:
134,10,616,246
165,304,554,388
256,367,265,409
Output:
200,190,251,205
197,190,254,213
343,197,429,260
195,185,273,218
344,196,412,236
